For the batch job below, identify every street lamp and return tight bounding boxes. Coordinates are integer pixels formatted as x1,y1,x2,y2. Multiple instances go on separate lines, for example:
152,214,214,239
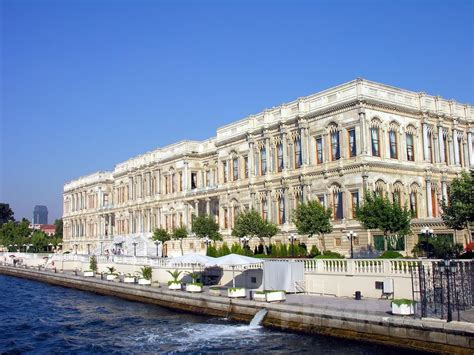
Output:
346,230,357,259
204,236,212,255
438,259,457,322
132,242,138,257
240,236,250,250
154,240,161,257
288,234,297,258
22,244,27,252
420,226,434,258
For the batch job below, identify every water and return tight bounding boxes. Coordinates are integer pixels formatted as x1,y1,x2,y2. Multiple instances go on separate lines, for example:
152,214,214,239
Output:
249,308,268,328
0,275,427,354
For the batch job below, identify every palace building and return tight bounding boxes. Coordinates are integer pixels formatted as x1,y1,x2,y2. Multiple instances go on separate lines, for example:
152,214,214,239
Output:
62,79,473,257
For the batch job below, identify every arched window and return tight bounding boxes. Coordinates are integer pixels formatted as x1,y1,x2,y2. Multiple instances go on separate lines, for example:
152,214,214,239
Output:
223,160,228,183
371,127,380,157
331,131,340,160
331,185,344,220
233,157,239,181
406,133,415,161
260,146,267,175
262,198,268,221
409,184,420,218
389,129,398,159
277,142,284,172
278,197,285,224
294,137,302,168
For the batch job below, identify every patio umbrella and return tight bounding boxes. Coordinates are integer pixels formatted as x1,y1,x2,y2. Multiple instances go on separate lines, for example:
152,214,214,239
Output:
167,253,216,273
205,254,264,288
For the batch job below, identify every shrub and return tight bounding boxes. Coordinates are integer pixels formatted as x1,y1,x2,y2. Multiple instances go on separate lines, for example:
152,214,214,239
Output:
207,244,217,257
392,299,416,306
89,255,97,272
106,266,116,275
309,245,321,258
315,250,345,259
167,269,182,283
378,251,404,259
218,242,231,256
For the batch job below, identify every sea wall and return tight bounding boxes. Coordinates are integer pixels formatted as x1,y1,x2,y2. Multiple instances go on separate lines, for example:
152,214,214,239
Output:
0,265,472,354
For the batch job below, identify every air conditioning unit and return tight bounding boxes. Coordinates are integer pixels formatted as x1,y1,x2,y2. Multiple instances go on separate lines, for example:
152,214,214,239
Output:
383,278,394,294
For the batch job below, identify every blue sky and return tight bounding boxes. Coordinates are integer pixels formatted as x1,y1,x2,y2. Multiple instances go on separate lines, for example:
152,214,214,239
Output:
1,0,473,222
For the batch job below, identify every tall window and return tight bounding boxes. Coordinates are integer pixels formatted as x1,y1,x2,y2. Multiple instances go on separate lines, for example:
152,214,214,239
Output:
262,199,268,221
318,195,325,206
223,161,228,183
406,133,415,161
179,172,183,191
351,191,359,219
295,138,302,168
348,129,356,157
206,170,211,187
410,191,418,217
333,191,344,220
443,135,449,164
371,127,380,157
171,174,176,193
224,208,228,228
427,132,433,162
277,143,284,172
316,137,323,164
191,172,197,190
278,197,285,224
331,131,340,160
233,158,239,181
458,139,464,167
260,147,267,175
389,131,398,159
244,157,249,178
165,176,169,194
431,188,437,217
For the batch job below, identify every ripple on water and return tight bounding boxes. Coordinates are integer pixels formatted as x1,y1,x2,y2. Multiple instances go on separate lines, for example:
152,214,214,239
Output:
0,275,429,355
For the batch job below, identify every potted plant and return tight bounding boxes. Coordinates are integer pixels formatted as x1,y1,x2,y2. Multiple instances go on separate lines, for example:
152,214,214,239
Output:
123,273,135,283
265,290,286,302
138,266,152,285
391,299,416,315
209,286,221,296
106,266,117,281
227,287,246,298
167,270,182,290
84,255,97,277
253,291,267,302
185,272,203,293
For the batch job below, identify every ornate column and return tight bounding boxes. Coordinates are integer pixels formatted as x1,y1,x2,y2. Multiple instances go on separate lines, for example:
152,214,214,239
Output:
281,128,289,170
183,161,189,191
425,178,433,218
422,122,430,161
284,187,290,226
433,132,439,163
453,129,460,165
441,177,448,204
265,134,271,174
266,190,272,222
206,198,211,215
468,130,474,166
358,106,367,155
438,125,445,164
194,200,199,217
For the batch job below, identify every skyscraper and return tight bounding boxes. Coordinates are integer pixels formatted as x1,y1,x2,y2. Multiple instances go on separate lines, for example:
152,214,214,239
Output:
33,205,48,224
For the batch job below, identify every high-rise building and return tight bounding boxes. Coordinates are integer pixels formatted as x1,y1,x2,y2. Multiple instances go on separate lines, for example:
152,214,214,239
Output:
33,205,48,224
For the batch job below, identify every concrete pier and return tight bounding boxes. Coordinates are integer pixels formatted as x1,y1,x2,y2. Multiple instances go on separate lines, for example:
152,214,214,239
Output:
1,265,473,354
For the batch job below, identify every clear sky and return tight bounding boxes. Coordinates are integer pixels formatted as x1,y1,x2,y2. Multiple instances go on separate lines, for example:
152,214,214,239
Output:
1,0,473,222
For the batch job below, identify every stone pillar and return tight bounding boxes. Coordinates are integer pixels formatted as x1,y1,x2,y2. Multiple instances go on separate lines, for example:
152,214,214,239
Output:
426,179,433,218
359,108,367,155
441,179,448,204
468,131,474,166
206,198,211,215
433,133,439,163
183,161,189,191
194,200,199,217
265,137,271,173
438,126,445,164
282,131,288,170
248,140,255,178
423,123,429,161
453,129,460,165
266,190,272,222
284,188,290,225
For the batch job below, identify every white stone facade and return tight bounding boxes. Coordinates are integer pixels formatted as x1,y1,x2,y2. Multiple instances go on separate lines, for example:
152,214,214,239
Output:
62,79,473,256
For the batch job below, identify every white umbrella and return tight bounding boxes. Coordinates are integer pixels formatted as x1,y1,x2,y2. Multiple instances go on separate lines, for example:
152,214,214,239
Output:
167,253,217,275
206,254,264,288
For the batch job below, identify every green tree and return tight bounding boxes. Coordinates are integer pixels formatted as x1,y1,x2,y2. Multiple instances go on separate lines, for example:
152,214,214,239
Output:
292,201,333,251
232,209,278,254
152,228,170,257
356,192,412,251
0,219,31,251
31,230,49,252
192,215,222,242
89,255,98,272
173,226,188,256
54,219,63,239
441,171,474,244
0,203,14,226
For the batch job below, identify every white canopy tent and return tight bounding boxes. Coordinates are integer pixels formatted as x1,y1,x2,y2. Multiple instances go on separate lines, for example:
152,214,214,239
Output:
205,254,264,288
167,253,217,273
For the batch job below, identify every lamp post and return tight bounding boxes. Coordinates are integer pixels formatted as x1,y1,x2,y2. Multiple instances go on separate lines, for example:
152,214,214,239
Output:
132,242,137,257
346,230,357,259
240,236,250,253
154,240,160,257
288,234,297,258
204,236,212,255
438,259,457,322
420,226,434,258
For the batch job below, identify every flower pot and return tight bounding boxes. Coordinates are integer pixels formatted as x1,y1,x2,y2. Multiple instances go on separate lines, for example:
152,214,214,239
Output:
186,284,203,293
124,277,135,283
265,291,286,302
228,288,246,298
106,274,117,281
392,302,415,315
83,271,94,277
253,292,267,302
138,278,151,285
168,282,181,290
209,288,221,297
